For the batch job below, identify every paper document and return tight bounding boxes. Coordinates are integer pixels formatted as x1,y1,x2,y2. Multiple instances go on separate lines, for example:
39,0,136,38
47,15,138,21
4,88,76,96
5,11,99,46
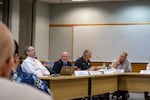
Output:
140,70,150,74
103,70,114,74
88,71,103,75
74,71,89,76
115,69,124,73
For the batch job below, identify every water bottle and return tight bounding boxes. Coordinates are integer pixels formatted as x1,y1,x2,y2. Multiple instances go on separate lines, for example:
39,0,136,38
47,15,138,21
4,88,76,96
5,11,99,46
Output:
102,63,106,70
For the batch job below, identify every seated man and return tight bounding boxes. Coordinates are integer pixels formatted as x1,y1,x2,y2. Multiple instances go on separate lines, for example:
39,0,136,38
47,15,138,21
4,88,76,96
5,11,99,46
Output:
75,50,101,71
111,51,132,100
53,51,72,74
75,50,108,100
11,40,51,95
112,51,132,72
0,21,52,100
21,46,50,77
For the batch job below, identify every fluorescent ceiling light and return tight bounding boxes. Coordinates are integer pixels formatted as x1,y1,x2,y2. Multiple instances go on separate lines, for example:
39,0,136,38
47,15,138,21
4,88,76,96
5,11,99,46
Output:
72,0,89,1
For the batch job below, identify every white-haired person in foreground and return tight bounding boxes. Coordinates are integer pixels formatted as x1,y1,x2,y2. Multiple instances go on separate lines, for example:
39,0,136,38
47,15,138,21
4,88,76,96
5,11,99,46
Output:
0,21,53,100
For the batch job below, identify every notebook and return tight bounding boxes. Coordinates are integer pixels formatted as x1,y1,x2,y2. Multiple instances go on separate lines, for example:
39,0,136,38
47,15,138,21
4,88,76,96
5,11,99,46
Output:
60,66,75,75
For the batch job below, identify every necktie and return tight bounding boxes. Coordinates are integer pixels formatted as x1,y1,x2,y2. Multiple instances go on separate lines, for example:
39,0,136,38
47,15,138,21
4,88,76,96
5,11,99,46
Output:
64,63,67,66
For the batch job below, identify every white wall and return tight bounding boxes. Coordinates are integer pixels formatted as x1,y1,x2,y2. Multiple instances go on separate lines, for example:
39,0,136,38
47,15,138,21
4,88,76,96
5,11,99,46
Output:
73,25,150,62
49,1,150,62
10,0,20,42
50,27,73,61
10,0,51,60
9,0,150,61
50,1,150,24
34,1,50,60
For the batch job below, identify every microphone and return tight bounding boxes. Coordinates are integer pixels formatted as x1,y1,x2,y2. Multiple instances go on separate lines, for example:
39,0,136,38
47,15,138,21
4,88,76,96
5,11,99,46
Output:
50,69,59,77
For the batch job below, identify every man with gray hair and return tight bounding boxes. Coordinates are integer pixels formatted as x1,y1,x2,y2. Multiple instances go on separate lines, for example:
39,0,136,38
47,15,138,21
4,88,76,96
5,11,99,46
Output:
75,50,92,70
111,51,131,100
112,51,132,72
0,22,52,100
75,50,101,70
75,50,109,100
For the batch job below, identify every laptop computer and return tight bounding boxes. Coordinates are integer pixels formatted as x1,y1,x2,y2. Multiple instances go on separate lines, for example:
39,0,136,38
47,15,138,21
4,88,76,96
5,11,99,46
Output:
60,66,75,75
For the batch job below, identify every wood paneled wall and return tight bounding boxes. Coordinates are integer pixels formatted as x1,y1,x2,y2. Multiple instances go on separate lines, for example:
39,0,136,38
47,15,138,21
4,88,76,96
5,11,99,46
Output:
90,62,147,72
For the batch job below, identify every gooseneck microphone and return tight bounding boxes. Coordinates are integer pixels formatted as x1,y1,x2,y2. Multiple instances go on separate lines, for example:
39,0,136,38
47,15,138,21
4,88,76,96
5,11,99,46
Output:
50,69,59,77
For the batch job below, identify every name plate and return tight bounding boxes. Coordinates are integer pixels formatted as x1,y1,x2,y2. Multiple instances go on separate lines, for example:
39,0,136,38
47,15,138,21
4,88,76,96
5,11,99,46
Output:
104,70,114,74
89,71,103,75
140,70,150,74
74,71,89,76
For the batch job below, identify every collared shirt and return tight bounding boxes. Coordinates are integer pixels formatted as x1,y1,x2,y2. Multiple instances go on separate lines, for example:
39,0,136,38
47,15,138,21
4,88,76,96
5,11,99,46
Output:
21,57,50,77
75,57,91,70
112,59,132,72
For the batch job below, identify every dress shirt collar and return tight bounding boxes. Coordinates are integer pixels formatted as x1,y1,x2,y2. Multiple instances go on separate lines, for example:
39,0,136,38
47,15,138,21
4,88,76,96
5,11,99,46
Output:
26,56,36,61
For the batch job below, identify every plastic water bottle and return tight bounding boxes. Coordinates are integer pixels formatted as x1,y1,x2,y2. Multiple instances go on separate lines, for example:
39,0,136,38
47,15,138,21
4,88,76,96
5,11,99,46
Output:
102,63,106,70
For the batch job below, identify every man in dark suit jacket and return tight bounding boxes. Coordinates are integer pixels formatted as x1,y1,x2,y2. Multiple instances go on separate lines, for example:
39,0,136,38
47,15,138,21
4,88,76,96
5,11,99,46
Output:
53,51,72,74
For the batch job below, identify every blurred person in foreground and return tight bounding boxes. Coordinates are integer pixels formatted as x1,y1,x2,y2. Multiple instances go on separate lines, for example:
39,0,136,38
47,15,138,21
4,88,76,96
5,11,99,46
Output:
0,21,52,100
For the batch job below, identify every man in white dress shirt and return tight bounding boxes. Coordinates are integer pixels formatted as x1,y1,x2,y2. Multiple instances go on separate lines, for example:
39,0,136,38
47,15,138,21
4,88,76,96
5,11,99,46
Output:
21,46,50,77
0,21,52,100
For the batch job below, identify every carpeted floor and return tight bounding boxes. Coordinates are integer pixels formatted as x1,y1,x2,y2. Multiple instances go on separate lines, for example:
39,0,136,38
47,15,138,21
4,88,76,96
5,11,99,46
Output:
110,93,145,100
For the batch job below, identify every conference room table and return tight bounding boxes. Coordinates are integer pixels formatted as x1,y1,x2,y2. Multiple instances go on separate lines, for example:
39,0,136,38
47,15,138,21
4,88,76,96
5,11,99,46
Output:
118,73,150,92
40,73,150,100
41,75,90,100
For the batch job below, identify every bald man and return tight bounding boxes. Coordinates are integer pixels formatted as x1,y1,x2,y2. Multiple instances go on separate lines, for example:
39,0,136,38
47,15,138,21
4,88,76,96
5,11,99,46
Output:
0,22,52,100
53,51,72,74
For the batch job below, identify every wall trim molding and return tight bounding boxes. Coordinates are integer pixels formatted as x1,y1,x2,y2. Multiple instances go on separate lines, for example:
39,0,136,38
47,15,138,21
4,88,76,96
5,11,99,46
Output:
50,22,150,27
